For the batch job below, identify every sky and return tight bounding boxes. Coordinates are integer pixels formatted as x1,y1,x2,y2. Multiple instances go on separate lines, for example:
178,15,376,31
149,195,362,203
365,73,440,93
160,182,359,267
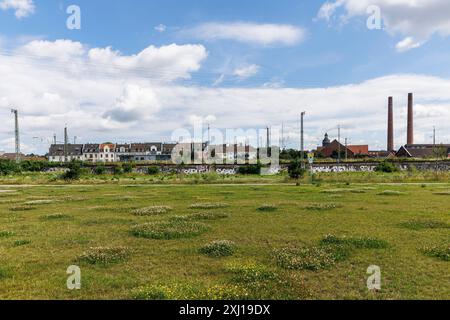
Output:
0,0,450,154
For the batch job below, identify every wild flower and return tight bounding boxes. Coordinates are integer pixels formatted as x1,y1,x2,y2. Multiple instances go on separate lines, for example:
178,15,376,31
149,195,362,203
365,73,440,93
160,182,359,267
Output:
79,246,130,265
199,240,237,257
131,206,173,216
226,262,277,284
131,220,210,240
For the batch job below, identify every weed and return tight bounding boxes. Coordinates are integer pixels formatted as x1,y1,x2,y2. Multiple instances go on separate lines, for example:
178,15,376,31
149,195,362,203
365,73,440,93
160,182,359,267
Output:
0,230,15,238
131,220,210,240
131,206,173,216
421,245,449,261
399,220,450,231
190,203,229,210
13,239,31,247
321,234,389,249
257,204,278,212
199,240,237,257
226,262,277,284
79,247,130,265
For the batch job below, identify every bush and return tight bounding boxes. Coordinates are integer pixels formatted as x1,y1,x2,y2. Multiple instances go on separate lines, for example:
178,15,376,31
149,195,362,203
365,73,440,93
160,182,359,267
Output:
94,165,106,175
199,240,237,257
288,160,306,179
238,164,261,175
123,163,134,173
0,159,20,175
62,161,82,180
375,161,399,173
147,166,160,175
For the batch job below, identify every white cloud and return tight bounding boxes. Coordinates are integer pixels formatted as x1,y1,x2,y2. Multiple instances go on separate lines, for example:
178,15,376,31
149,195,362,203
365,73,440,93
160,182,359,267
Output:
154,24,167,33
318,0,450,51
184,22,306,46
233,64,260,79
395,37,422,52
0,0,35,19
1,38,450,153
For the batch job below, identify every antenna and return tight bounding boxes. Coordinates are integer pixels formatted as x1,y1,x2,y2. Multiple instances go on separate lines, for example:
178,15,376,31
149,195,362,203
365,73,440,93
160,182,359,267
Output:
11,109,20,163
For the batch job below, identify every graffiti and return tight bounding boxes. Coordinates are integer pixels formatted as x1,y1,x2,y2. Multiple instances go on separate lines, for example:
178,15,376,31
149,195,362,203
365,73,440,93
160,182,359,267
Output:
216,168,237,175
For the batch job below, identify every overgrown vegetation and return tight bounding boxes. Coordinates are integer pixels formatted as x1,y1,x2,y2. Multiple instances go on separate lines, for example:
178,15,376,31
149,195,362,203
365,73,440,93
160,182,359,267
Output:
288,159,306,179
421,245,450,262
320,234,389,249
375,161,399,173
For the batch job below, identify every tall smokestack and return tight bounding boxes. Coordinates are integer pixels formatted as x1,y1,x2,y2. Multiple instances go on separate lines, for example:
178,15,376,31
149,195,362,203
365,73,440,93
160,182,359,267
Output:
407,93,414,145
388,97,394,152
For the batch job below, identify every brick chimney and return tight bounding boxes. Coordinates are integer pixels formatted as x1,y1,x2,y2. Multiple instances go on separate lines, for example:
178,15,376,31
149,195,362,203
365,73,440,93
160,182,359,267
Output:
388,97,394,152
407,93,414,145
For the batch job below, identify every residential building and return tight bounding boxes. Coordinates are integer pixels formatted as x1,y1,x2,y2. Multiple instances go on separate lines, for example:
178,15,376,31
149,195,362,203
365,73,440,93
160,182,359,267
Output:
48,144,83,162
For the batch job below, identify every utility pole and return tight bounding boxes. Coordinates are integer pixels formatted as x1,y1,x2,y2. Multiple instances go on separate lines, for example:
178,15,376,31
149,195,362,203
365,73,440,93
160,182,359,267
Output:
53,134,57,145
337,125,341,164
266,126,270,149
300,112,306,168
11,109,20,163
281,122,284,151
74,136,77,144
64,126,68,163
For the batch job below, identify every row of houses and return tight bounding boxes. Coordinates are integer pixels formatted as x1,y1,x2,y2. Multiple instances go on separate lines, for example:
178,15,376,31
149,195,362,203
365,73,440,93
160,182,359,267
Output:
48,142,259,163
315,133,450,159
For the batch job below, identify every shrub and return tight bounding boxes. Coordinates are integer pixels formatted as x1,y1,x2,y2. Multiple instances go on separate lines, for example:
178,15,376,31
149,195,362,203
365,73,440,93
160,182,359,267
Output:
123,163,134,173
131,206,172,216
422,245,450,261
147,166,160,175
199,240,237,257
79,247,130,265
0,159,20,175
375,161,399,173
238,164,261,175
94,165,106,175
131,220,210,240
321,234,389,249
226,263,277,284
114,165,124,175
62,161,82,180
288,160,306,179
257,204,278,212
189,203,229,210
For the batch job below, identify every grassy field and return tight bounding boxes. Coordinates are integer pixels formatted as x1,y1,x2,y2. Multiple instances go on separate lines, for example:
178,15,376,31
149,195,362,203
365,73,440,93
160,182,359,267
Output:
0,181,449,300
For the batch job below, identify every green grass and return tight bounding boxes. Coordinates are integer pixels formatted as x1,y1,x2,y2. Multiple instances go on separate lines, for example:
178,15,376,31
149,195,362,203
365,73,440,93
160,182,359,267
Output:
199,240,237,257
0,181,448,299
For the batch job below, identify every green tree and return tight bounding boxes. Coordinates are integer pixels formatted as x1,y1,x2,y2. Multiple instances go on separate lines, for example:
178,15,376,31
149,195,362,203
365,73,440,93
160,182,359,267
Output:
288,160,306,179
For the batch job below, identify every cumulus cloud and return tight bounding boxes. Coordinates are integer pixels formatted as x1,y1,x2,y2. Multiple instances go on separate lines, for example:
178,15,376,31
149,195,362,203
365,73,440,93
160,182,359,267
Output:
0,0,35,18
1,39,450,154
183,22,306,46
233,64,260,79
318,0,450,52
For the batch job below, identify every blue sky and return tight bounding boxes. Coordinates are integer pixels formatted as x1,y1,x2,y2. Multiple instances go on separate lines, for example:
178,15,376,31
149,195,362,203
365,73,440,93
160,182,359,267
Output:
1,0,450,153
